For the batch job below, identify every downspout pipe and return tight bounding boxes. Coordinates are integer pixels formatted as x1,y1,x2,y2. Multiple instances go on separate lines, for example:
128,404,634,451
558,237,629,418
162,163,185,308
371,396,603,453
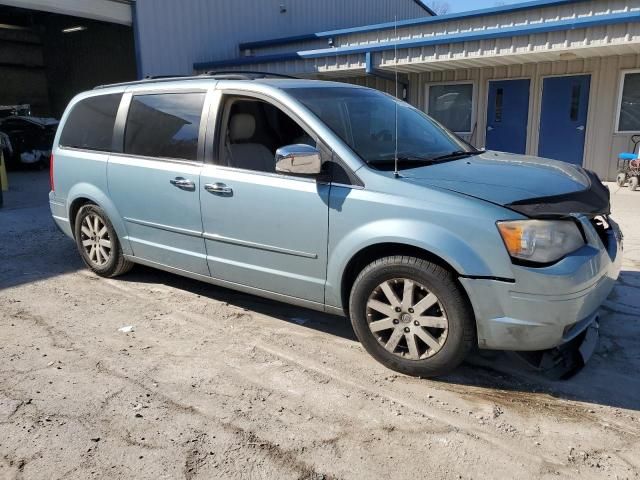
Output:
365,52,409,101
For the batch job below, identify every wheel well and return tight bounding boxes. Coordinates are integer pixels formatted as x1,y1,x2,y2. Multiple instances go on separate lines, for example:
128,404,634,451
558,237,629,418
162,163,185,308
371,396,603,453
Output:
68,197,96,236
340,243,462,314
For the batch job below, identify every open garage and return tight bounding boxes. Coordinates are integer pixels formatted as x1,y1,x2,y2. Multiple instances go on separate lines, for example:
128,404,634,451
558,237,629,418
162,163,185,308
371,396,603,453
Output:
0,0,136,117
0,0,135,172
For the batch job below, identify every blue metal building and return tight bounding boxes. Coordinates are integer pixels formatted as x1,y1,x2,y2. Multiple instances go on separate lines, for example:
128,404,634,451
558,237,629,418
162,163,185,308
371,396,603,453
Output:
133,0,434,77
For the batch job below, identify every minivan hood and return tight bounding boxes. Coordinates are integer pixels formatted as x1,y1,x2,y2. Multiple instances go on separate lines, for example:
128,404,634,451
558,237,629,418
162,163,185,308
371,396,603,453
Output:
399,151,610,218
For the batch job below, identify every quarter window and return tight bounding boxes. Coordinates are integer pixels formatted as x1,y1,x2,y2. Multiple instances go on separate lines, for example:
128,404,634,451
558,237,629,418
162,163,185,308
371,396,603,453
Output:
427,83,474,134
618,72,640,132
124,92,205,161
59,93,122,152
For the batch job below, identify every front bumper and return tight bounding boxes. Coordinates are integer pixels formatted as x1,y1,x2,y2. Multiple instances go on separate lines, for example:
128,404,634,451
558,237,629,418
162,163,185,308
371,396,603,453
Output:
460,216,622,351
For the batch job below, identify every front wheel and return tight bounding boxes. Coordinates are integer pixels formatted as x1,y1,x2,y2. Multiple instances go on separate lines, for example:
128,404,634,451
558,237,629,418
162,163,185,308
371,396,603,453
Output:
630,176,639,192
616,172,627,187
74,204,133,277
348,256,475,377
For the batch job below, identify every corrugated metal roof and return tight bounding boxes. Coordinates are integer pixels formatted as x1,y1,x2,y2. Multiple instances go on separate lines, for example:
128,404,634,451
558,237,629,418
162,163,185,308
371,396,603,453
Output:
239,0,591,52
195,7,640,71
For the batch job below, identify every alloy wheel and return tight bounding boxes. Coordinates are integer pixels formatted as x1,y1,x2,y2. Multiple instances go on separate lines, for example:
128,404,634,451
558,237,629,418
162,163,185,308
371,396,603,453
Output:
366,278,449,360
79,214,112,267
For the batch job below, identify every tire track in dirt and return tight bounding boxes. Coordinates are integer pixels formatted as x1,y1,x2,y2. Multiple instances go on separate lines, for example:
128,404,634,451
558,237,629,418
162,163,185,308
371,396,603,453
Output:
53,272,640,451
2,302,339,480
5,264,639,479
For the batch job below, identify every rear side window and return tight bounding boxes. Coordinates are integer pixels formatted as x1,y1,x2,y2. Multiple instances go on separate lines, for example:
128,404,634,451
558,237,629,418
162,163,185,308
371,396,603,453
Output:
59,93,122,151
124,93,205,161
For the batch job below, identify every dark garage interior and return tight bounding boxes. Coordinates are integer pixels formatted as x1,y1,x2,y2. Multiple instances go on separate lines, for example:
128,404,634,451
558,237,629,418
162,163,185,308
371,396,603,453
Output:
0,5,136,118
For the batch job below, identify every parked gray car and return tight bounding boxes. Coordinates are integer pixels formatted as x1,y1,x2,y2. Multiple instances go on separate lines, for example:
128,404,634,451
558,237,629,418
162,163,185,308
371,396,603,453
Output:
49,75,622,377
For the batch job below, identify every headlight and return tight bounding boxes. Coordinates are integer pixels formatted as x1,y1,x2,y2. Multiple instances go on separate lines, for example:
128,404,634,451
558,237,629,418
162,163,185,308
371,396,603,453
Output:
496,220,584,264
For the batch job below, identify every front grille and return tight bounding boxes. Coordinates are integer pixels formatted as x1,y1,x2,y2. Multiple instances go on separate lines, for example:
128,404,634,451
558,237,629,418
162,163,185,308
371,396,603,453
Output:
590,215,610,250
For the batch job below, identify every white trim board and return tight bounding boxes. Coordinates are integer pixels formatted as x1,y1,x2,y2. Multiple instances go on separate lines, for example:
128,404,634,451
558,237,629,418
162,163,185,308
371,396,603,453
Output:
0,0,132,26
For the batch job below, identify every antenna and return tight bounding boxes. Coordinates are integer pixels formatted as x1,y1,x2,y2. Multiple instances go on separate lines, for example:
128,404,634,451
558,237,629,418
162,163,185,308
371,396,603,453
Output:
393,15,400,178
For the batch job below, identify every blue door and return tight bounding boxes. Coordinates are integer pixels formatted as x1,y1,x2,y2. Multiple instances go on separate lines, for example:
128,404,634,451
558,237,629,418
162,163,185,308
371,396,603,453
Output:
538,75,591,165
486,79,530,154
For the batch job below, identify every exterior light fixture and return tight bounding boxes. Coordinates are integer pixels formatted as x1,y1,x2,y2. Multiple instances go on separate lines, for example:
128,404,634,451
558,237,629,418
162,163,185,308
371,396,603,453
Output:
62,26,87,33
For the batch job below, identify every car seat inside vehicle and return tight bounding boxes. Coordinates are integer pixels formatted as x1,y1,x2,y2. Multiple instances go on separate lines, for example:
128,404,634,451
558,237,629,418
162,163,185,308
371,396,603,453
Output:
223,98,315,173
227,113,274,172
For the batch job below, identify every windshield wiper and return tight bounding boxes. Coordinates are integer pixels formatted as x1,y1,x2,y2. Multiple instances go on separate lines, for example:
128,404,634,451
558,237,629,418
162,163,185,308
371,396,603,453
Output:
366,150,485,171
427,150,484,162
365,157,437,169
367,155,435,164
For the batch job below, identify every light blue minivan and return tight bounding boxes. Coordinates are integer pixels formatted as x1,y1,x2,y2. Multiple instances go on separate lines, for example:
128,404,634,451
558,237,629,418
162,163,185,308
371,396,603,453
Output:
50,74,622,377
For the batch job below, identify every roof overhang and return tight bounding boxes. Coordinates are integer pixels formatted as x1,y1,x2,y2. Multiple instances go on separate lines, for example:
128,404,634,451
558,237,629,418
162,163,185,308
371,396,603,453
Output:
237,0,589,53
0,0,132,26
195,10,640,73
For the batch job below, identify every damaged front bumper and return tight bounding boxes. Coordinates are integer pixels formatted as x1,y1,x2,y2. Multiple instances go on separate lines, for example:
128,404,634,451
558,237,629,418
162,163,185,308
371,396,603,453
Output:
460,216,622,352
512,316,600,379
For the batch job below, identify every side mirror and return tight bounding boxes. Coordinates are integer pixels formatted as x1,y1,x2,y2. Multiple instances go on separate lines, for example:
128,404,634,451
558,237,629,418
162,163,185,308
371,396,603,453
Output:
275,144,322,176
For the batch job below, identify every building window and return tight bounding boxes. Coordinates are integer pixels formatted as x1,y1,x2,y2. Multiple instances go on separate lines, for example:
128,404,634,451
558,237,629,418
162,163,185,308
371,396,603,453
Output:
494,88,504,123
427,83,474,134
618,71,640,132
570,84,581,122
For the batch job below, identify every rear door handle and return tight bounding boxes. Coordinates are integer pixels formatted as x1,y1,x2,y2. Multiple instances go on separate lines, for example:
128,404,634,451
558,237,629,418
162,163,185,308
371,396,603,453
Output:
170,177,195,190
204,182,233,196
576,125,585,131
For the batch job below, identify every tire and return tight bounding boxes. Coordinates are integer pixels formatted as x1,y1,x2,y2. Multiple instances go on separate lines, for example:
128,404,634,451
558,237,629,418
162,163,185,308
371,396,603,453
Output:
74,204,133,277
348,256,475,377
630,176,639,192
616,172,627,187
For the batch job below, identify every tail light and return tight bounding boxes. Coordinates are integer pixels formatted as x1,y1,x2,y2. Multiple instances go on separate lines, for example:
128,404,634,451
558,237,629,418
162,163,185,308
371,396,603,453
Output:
49,153,54,192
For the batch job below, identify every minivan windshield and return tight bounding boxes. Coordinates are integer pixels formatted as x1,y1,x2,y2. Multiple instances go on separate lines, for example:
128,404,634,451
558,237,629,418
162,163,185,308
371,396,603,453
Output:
286,86,479,169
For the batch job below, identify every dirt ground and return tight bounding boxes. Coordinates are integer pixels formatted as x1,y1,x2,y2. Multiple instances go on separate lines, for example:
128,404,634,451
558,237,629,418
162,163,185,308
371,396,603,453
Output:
1,170,639,480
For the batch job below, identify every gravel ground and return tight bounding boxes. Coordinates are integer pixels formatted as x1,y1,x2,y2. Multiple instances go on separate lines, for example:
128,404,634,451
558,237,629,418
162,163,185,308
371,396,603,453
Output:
1,171,639,480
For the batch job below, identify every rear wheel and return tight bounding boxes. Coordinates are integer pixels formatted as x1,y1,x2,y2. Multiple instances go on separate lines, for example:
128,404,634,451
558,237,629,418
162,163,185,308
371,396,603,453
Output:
74,204,133,277
630,176,639,192
349,256,475,377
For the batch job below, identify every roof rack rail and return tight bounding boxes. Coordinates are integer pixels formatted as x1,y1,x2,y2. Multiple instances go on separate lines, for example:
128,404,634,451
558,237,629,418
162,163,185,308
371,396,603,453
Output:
93,71,297,90
94,75,193,89
204,70,298,79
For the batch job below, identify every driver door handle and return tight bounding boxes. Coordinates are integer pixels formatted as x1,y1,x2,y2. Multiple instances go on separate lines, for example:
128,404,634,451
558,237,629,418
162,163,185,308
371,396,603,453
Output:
204,182,233,196
169,177,195,190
